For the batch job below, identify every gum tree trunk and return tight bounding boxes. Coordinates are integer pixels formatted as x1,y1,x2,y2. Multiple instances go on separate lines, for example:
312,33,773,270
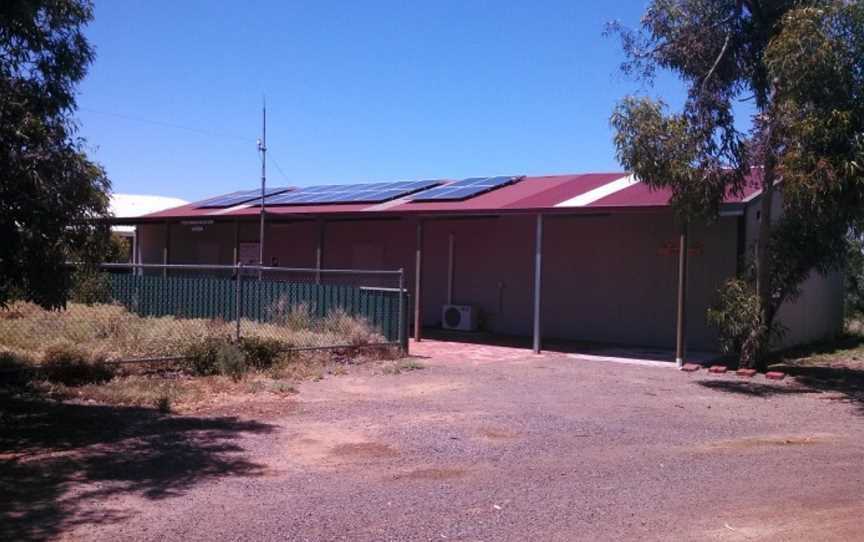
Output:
752,157,776,371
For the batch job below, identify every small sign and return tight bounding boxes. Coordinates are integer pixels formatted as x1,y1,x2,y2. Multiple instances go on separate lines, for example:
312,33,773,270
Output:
238,242,260,265
658,240,704,256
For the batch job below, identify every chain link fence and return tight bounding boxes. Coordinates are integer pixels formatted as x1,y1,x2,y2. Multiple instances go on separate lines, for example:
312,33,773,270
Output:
0,263,408,364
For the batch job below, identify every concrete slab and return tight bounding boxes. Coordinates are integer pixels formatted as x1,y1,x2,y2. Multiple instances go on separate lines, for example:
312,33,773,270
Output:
409,337,721,368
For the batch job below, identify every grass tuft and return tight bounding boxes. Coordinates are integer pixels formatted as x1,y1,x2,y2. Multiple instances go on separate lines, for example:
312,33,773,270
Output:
383,358,426,375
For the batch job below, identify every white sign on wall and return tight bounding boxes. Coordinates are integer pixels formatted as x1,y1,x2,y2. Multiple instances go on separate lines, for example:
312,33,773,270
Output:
238,242,260,265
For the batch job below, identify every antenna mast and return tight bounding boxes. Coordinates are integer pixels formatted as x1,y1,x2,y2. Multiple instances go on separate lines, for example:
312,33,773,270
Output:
258,98,267,273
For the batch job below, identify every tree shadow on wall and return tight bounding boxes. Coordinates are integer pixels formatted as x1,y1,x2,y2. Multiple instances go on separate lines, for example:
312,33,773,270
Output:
0,391,275,542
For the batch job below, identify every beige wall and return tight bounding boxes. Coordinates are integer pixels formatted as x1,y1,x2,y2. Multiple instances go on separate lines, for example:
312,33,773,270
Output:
776,270,845,347
743,193,845,347
138,223,166,265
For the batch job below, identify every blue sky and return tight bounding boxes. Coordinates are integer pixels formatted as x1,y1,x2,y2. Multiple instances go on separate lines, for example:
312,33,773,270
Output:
78,1,692,201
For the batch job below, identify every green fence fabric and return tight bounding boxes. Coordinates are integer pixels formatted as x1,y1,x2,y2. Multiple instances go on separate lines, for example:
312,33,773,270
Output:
108,273,401,342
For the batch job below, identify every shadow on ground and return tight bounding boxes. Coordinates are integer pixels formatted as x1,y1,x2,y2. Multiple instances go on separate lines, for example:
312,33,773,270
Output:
418,328,719,363
698,366,864,414
0,391,275,542
771,333,864,361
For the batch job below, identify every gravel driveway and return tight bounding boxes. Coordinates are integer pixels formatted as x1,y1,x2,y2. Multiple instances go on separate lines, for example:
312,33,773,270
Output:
7,341,864,541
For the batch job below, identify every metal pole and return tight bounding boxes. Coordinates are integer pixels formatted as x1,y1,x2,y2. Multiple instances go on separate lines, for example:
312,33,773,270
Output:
447,232,455,305
162,222,170,278
258,100,267,280
233,220,239,265
675,224,689,369
532,214,543,354
414,220,423,341
397,268,407,354
235,262,243,341
316,219,324,284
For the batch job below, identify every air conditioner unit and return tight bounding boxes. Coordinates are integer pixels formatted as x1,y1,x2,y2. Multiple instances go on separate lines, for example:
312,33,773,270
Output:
442,304,477,331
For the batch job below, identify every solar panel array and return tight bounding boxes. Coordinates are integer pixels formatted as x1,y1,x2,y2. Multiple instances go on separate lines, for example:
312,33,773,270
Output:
195,175,523,210
410,176,522,201
262,180,441,206
196,187,292,208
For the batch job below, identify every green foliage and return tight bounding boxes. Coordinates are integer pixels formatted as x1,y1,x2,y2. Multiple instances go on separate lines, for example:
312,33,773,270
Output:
183,338,248,380
846,236,864,317
0,0,111,310
39,344,114,386
215,344,247,382
611,97,745,222
107,234,132,263
69,270,113,305
183,337,227,376
764,3,864,274
238,336,288,369
707,278,782,365
611,0,864,366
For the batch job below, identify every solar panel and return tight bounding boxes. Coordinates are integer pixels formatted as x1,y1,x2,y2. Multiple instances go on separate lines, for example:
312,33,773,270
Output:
196,187,293,208
410,176,522,202
262,180,442,206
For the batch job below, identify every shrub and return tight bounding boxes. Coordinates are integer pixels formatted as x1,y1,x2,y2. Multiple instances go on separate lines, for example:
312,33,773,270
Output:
39,344,115,386
239,336,289,369
707,278,784,365
183,338,248,380
155,391,172,413
268,299,315,329
321,309,380,345
0,351,33,387
182,337,221,376
215,343,247,381
69,269,113,305
846,235,864,318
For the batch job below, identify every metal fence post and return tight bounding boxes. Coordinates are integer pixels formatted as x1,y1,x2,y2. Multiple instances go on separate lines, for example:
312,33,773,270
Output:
235,262,243,341
397,268,407,355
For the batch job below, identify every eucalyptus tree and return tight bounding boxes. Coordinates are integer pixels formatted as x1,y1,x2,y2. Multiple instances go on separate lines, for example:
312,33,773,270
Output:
609,0,864,368
1,0,111,309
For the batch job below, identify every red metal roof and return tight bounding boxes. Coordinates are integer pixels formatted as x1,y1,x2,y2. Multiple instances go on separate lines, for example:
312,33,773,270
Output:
135,171,763,222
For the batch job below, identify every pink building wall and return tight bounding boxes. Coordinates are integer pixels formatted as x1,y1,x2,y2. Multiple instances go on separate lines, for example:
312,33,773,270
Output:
419,214,738,349
140,212,745,350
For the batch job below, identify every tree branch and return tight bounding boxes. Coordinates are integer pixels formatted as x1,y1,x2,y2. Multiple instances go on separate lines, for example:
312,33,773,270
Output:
702,31,732,92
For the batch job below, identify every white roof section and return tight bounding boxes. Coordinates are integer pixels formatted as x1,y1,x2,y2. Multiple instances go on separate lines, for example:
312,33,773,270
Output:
110,194,188,234
554,175,638,208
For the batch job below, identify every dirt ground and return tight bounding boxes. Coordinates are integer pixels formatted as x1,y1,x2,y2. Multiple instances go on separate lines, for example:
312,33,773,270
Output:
3,340,864,542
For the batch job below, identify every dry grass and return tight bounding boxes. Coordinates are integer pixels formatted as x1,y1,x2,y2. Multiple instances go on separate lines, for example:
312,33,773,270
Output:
382,358,426,375
3,346,401,411
0,302,402,411
770,321,864,372
0,302,387,363
33,368,308,412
